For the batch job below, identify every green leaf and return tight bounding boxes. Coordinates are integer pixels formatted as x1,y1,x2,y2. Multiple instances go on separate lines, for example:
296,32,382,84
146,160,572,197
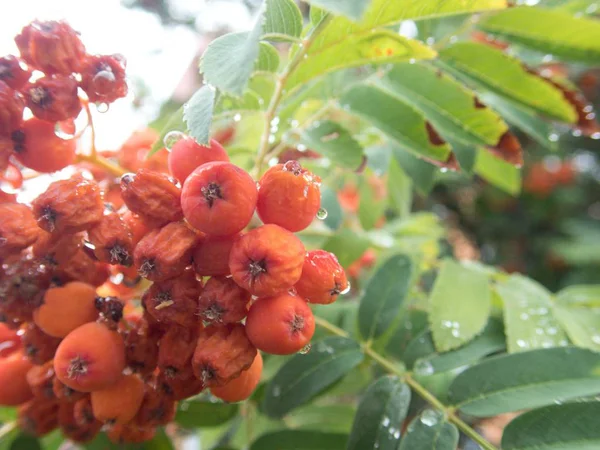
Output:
551,0,600,15
479,7,600,63
438,42,577,123
286,404,356,433
149,106,185,156
391,144,437,195
300,120,364,169
0,408,16,422
385,310,430,361
398,411,459,450
557,285,600,306
381,63,508,147
183,85,216,146
255,42,280,72
215,91,261,114
200,7,265,96
305,0,370,21
264,0,303,40
429,260,492,352
347,376,410,450
0,427,18,450
358,177,386,231
320,186,343,230
287,31,436,91
449,347,600,416
474,148,521,195
9,435,41,450
175,400,239,428
263,337,364,417
144,429,174,450
341,84,451,162
554,287,600,351
496,275,568,352
322,228,370,268
502,402,600,450
358,254,414,342
387,157,412,218
249,431,348,450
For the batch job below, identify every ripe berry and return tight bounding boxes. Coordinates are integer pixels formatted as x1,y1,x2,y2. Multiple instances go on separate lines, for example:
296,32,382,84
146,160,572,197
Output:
0,80,24,136
122,209,156,246
14,118,77,172
210,352,263,403
257,161,321,232
0,350,34,405
245,293,315,355
0,322,21,357
197,276,251,324
192,233,239,276
34,282,98,338
229,224,305,296
55,249,110,288
54,322,126,392
0,55,31,90
24,75,81,122
294,250,348,304
58,401,102,443
80,54,128,104
168,137,229,183
181,161,257,236
91,374,145,424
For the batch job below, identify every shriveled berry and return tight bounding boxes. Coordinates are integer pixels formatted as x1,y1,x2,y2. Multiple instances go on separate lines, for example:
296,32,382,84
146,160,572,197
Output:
0,262,52,324
91,374,145,424
124,317,160,375
26,360,56,400
73,395,96,426
22,323,61,365
32,175,103,234
295,250,348,304
257,161,321,232
181,161,257,236
0,80,24,137
168,137,229,183
0,322,21,357
88,210,134,266
229,224,305,296
192,323,257,386
32,230,82,266
24,75,81,122
117,129,168,174
120,170,182,227
192,233,238,276
80,54,128,103
108,423,156,444
121,209,156,246
0,55,30,90
157,325,197,378
94,296,124,326
210,352,263,403
58,401,102,443
55,249,110,287
245,293,315,355
198,276,251,324
0,350,34,405
0,203,40,258
17,397,59,436
52,375,84,402
157,366,204,400
15,20,86,75
134,221,201,282
135,386,177,426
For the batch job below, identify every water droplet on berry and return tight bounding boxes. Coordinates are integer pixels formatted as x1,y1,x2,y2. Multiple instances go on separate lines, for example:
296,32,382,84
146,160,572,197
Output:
316,208,328,220
420,409,439,427
340,282,351,295
164,131,186,150
93,70,116,95
414,359,434,376
54,121,75,139
95,102,109,113
298,343,312,354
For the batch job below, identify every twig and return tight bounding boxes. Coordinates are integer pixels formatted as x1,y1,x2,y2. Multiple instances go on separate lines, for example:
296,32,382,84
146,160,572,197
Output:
76,153,127,178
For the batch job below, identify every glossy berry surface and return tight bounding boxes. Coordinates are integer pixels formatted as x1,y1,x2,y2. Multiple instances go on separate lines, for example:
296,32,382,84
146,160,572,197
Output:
168,137,229,183
294,250,348,304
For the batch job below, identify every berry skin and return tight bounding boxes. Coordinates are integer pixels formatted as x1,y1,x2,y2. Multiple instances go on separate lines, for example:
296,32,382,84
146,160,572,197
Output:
54,322,126,392
0,203,40,258
55,249,110,288
135,386,177,425
257,161,321,232
0,350,34,405
25,360,56,400
58,401,102,443
15,20,86,75
87,210,134,266
108,424,156,444
157,367,204,401
198,276,251,325
0,322,21,357
53,376,84,403
0,55,31,90
192,233,238,277
24,75,81,122
122,209,156,246
22,323,61,365
79,54,128,104
181,161,257,236
168,137,229,183
32,230,82,266
18,397,59,437
0,81,24,137
157,325,197,378
229,224,306,297
14,118,77,173
91,374,145,424
245,293,315,355
294,250,348,304
34,282,98,338
210,352,263,403
123,318,159,375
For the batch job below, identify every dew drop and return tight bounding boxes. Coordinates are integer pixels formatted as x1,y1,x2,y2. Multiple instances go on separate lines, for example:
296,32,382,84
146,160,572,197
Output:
272,385,281,397
592,335,600,344
93,70,116,95
316,208,328,220
520,313,529,320
547,327,558,336
548,133,559,142
340,282,351,295
381,416,391,427
233,113,242,122
451,328,460,338
516,339,528,348
54,121,76,139
95,102,109,113
414,360,434,376
163,131,186,150
420,409,439,427
298,343,312,354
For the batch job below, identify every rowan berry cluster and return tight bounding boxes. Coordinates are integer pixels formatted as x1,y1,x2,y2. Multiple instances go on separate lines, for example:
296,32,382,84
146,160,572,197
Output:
0,21,348,445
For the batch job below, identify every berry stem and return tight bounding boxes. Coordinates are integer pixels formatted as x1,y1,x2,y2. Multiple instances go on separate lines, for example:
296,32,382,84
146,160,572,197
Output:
313,316,498,450
82,100,97,158
76,153,127,177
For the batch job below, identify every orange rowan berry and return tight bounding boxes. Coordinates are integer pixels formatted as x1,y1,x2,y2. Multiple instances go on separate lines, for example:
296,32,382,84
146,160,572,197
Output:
32,230,82,266
192,233,238,276
91,373,145,424
0,203,39,258
257,161,321,232
0,55,31,90
181,161,257,236
80,54,128,104
245,293,315,355
0,322,21,357
87,210,134,266
17,397,59,436
26,360,56,400
54,322,125,392
294,250,348,304
0,350,34,405
229,224,305,296
24,75,81,122
197,276,251,324
117,129,168,173
22,322,61,365
210,352,262,403
168,137,229,183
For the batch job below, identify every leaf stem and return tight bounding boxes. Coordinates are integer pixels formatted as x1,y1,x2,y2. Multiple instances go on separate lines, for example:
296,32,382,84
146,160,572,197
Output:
314,316,498,450
76,153,127,178
254,14,332,175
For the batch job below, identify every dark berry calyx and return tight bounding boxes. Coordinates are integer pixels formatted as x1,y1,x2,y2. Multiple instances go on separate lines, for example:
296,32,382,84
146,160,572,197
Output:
201,182,223,207
248,259,267,280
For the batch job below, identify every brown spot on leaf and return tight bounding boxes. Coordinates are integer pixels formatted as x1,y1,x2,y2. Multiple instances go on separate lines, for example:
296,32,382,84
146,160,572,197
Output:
354,155,368,174
423,153,460,172
488,131,523,167
474,97,486,109
425,122,445,146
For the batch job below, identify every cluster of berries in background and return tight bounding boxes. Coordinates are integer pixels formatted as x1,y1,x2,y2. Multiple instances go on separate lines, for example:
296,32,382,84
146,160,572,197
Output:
0,21,348,444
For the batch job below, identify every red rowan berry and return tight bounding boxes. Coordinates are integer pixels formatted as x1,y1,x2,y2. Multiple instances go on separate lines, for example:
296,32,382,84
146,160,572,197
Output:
142,268,201,327
0,135,13,171
26,360,56,400
108,424,156,444
54,322,126,392
34,281,98,338
91,374,145,424
192,323,257,386
168,137,229,183
17,397,58,436
15,20,86,75
24,75,81,122
0,55,30,90
32,175,103,234
181,161,257,236
87,210,134,266
198,276,251,324
210,352,262,403
22,323,61,365
0,81,23,137
117,129,168,173
134,221,200,282
229,224,305,296
123,317,160,375
80,54,128,103
14,118,77,173
120,170,183,227
32,230,82,266
52,375,84,402
0,322,21,357
0,203,40,258
245,293,315,355
157,325,197,378
295,250,348,304
257,161,321,232
0,350,34,405
135,386,177,425
192,233,238,276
